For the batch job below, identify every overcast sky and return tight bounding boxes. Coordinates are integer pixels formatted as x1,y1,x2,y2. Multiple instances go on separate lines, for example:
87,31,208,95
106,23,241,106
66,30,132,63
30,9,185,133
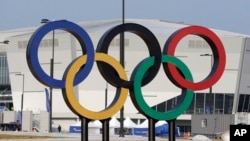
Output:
1,0,250,34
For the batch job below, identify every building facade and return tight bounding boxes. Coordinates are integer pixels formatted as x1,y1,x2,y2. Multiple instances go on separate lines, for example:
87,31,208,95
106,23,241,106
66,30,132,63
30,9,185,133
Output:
0,19,249,133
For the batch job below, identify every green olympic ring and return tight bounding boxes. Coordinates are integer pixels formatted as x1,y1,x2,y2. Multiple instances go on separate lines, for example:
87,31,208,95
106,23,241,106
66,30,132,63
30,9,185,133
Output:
130,54,194,120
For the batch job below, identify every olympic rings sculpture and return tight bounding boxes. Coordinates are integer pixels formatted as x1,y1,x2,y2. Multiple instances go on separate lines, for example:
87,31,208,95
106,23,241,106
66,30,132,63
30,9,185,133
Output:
26,20,226,120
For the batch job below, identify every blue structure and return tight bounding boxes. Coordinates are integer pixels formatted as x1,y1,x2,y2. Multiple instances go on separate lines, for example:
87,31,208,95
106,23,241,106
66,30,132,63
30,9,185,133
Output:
69,125,82,133
134,123,180,137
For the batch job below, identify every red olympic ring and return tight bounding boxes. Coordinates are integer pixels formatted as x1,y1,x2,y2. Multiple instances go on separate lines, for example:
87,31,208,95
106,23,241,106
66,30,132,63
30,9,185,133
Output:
163,25,226,90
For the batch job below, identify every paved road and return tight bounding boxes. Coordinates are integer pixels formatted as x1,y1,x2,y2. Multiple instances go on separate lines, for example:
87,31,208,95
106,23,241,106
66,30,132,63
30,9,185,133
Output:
0,131,189,141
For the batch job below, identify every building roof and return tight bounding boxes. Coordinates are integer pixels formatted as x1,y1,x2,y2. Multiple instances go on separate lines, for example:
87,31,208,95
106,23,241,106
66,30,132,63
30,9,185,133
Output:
76,19,250,37
1,19,249,40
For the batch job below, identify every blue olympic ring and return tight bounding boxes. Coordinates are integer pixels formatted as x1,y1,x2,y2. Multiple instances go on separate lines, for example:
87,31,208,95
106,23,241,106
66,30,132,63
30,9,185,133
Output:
26,20,95,88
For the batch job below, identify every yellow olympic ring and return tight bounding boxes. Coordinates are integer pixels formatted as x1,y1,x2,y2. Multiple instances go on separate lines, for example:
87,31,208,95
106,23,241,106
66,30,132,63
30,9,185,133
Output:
63,53,129,120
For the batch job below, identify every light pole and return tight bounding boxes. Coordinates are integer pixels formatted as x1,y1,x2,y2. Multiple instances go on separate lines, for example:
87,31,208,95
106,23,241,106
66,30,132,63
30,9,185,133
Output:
15,73,24,130
200,53,213,114
119,0,125,137
0,40,9,44
105,82,108,108
41,19,55,133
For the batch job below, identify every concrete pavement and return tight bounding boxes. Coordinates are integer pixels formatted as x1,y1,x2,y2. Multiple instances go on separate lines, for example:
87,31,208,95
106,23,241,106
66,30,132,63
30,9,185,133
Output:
0,131,190,141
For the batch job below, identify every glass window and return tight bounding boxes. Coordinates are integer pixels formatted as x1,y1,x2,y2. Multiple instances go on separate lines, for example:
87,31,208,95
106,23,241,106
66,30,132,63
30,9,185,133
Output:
188,40,195,48
196,40,202,48
238,94,245,112
157,101,166,112
195,93,205,114
243,95,250,112
215,93,224,114
186,96,194,114
205,93,214,114
224,94,234,114
202,41,209,48
167,98,177,111
237,94,250,112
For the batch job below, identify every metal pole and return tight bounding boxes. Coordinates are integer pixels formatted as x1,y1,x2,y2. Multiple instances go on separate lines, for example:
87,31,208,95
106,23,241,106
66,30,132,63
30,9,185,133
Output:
105,83,108,108
168,119,176,141
16,73,24,131
148,118,155,141
49,29,55,133
200,54,213,113
119,0,125,137
102,119,110,141
41,18,54,133
209,55,214,114
20,94,23,130
81,117,89,141
21,74,24,131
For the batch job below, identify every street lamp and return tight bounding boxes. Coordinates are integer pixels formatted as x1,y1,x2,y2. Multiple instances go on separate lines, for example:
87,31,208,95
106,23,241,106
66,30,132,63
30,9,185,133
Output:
0,40,9,44
15,73,24,130
119,0,125,137
200,53,213,114
41,19,55,133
